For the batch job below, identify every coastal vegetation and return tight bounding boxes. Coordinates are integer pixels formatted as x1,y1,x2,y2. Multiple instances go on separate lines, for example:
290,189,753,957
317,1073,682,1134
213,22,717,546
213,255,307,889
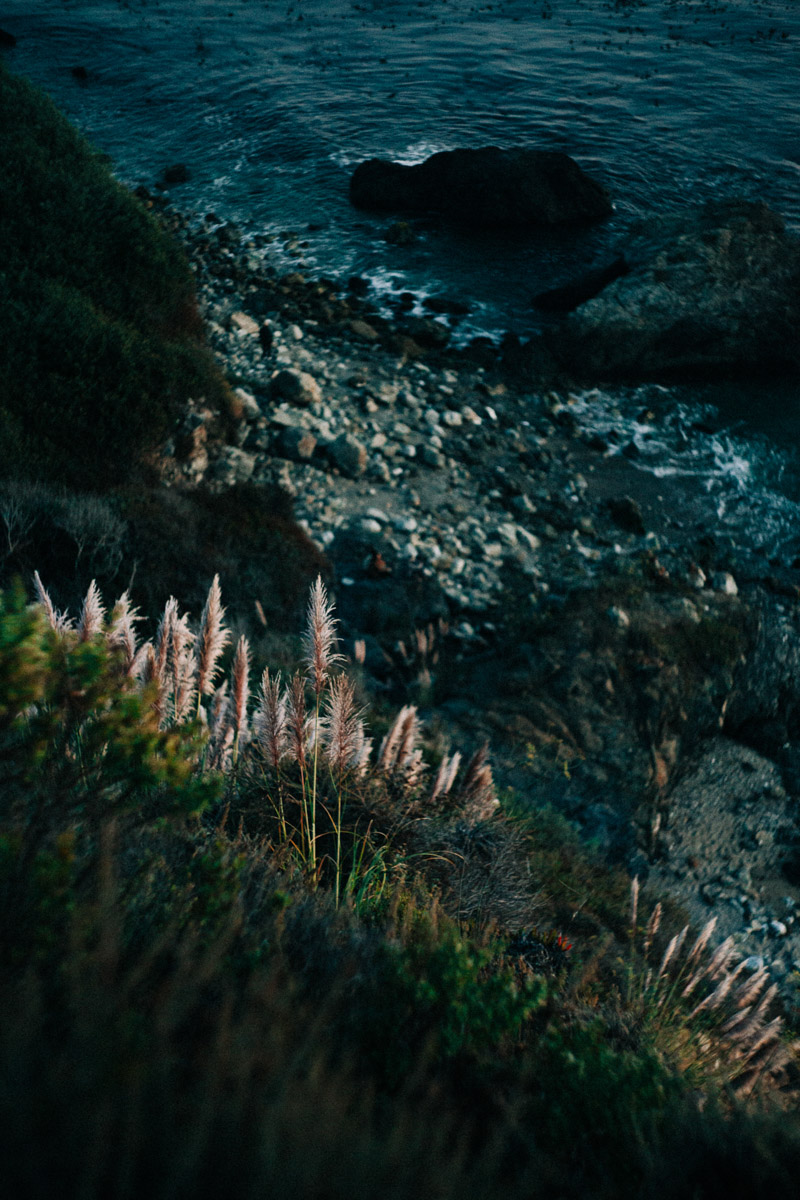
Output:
0,59,321,630
2,573,800,1199
0,59,229,490
3,57,800,1200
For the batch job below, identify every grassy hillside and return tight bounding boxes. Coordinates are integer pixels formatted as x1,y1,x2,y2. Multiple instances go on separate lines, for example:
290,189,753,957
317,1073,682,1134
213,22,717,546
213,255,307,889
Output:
0,60,228,489
1,576,799,1200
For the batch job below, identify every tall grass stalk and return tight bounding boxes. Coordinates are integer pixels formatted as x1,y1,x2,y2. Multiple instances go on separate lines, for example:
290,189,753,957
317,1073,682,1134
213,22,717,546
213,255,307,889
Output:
303,577,342,880
195,574,229,720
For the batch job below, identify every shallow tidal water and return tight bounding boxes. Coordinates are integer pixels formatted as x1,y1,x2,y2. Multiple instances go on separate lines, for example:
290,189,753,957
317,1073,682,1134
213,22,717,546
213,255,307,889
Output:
4,0,800,551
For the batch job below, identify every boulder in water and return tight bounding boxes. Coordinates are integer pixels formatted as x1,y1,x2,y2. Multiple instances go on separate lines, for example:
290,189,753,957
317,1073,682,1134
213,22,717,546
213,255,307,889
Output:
548,200,800,377
349,146,613,227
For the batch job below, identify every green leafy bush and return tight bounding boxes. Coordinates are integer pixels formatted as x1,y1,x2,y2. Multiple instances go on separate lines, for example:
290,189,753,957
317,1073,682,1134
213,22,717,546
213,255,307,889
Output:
0,61,229,488
0,586,216,843
359,903,545,1081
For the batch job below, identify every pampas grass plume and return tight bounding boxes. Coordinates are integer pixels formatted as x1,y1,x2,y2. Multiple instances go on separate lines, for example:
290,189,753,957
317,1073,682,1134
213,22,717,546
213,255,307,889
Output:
196,574,230,700
255,668,288,769
304,575,342,696
78,580,105,642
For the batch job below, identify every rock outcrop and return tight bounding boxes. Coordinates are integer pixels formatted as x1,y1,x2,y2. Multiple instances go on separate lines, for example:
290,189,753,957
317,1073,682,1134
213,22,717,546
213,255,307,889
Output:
548,200,800,377
349,147,613,227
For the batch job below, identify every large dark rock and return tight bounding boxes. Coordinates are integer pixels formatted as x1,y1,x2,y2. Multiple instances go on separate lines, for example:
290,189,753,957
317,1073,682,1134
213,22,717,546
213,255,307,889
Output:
548,200,800,377
349,147,612,227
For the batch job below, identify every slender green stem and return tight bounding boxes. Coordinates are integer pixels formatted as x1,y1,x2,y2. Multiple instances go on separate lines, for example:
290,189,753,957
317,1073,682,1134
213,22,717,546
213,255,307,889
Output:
334,773,344,908
275,761,287,844
298,760,309,861
310,693,321,878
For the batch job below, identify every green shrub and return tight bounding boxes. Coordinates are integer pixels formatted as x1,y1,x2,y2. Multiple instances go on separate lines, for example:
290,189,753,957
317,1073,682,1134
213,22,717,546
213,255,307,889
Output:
0,586,216,843
359,903,545,1082
0,61,229,489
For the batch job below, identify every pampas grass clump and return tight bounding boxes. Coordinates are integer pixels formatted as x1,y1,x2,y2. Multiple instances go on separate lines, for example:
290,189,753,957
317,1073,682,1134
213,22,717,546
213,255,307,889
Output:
31,572,499,902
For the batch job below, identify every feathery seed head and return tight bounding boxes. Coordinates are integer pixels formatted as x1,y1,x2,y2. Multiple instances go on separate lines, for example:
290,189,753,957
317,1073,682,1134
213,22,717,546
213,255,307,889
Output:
208,681,230,737
351,729,373,776
643,902,662,954
129,640,154,681
686,916,718,968
378,705,419,774
33,571,74,636
155,598,178,683
33,571,58,630
630,876,640,932
658,924,690,980
231,635,251,736
324,673,365,774
255,668,288,769
456,743,498,823
171,610,196,724
303,575,343,696
107,592,143,673
196,574,230,697
704,935,736,981
429,753,451,804
442,751,462,795
78,580,106,642
286,671,309,767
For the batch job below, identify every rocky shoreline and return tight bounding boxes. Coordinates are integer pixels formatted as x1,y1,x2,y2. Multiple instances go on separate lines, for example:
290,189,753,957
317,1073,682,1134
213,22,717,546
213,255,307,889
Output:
150,195,800,1012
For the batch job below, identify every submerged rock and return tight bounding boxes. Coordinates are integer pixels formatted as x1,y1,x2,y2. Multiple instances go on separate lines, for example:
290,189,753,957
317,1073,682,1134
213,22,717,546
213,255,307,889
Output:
349,147,613,227
161,162,191,185
533,256,629,312
384,220,416,246
549,200,800,377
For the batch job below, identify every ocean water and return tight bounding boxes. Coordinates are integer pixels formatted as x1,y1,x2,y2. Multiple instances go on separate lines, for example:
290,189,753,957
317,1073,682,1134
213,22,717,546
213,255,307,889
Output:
3,0,800,550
